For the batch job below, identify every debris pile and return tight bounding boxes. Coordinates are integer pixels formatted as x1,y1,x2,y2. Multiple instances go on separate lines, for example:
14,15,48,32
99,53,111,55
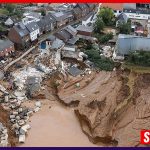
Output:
0,123,8,147
35,54,57,74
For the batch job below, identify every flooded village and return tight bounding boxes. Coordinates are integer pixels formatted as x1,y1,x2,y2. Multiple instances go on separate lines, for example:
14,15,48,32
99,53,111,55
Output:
0,3,150,147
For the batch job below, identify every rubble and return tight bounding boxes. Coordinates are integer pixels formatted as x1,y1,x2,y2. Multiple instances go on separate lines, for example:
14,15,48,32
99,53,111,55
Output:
19,134,25,143
35,101,41,108
0,123,8,147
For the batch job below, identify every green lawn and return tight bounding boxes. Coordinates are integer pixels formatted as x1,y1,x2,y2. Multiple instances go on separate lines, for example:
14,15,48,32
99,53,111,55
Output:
123,62,150,74
0,8,9,15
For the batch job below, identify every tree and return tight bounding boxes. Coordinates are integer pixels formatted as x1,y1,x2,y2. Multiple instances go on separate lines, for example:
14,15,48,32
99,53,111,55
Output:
118,21,131,34
98,7,114,26
93,16,104,33
5,4,15,13
41,10,46,16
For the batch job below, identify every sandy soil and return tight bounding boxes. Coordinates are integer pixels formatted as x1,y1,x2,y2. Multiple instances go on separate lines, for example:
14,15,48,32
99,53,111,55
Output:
20,100,97,147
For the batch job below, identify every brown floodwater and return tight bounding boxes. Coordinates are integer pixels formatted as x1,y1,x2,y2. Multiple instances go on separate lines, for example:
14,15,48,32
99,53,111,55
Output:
20,101,97,147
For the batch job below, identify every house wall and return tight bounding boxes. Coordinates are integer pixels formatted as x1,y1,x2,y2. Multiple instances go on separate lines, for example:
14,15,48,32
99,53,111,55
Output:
125,12,150,20
57,19,68,28
77,30,92,36
8,28,22,44
117,36,150,55
30,29,40,41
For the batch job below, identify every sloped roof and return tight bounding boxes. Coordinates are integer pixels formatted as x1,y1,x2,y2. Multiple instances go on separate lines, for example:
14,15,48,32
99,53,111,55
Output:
73,7,82,15
50,11,72,21
51,38,64,49
55,29,72,42
26,22,39,33
43,14,56,23
76,3,88,10
14,22,29,37
117,13,128,22
64,25,77,36
76,25,93,32
0,39,14,51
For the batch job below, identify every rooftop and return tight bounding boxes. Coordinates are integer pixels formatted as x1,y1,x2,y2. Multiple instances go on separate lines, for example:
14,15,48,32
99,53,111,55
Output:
101,3,124,11
76,25,93,32
14,22,29,37
0,39,14,51
26,22,39,33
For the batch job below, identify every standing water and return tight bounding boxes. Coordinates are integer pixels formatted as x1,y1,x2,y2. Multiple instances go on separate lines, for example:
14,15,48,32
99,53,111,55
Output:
20,101,97,147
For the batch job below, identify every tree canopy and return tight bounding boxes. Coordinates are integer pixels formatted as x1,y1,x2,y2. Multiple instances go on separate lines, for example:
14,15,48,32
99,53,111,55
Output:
93,16,104,33
98,7,115,26
118,20,131,34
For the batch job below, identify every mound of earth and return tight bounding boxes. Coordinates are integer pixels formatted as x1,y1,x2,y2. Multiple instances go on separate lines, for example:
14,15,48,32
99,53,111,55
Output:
57,70,150,147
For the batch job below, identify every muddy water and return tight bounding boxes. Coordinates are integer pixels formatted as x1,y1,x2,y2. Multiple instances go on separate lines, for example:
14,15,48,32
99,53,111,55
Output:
20,101,97,147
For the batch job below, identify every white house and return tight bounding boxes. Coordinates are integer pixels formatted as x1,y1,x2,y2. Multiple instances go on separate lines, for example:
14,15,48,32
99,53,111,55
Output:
5,16,19,26
25,22,40,41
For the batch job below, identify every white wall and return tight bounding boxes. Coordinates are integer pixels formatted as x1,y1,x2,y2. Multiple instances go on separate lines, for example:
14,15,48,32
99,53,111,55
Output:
30,29,39,41
125,12,150,20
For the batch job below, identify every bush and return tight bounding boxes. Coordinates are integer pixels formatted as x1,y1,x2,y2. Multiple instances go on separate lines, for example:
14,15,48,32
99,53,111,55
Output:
95,32,113,43
93,17,104,34
127,51,150,66
118,20,131,34
98,7,115,26
84,46,114,71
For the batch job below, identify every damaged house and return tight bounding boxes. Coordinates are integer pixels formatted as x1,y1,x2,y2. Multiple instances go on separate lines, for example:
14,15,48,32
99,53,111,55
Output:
26,76,41,98
55,25,78,45
50,11,74,28
0,39,15,57
8,22,30,49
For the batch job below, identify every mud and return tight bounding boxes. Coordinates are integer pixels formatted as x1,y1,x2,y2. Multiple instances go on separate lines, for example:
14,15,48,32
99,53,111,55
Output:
57,70,150,147
2,68,150,147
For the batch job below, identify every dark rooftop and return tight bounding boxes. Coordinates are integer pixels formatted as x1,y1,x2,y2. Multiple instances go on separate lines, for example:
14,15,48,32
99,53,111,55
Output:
26,22,39,33
0,39,14,51
14,22,29,37
68,66,83,77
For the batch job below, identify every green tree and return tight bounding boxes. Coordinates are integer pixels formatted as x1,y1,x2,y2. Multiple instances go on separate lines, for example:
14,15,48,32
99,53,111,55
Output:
41,10,46,16
118,21,131,34
93,16,104,33
5,4,15,13
98,7,114,26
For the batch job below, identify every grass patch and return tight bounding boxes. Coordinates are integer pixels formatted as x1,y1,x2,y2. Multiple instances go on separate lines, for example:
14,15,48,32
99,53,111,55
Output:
0,8,9,15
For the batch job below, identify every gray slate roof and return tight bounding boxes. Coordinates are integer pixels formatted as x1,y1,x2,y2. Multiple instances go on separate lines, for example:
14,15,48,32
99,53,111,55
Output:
72,7,82,15
14,22,29,37
76,3,88,10
51,38,64,50
50,11,71,21
26,22,39,33
43,14,56,23
117,13,128,22
0,39,14,51
76,25,93,32
64,25,77,36
68,66,83,77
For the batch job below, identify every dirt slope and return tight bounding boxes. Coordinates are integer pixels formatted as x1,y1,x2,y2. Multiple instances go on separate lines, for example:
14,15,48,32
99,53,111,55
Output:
57,70,150,147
